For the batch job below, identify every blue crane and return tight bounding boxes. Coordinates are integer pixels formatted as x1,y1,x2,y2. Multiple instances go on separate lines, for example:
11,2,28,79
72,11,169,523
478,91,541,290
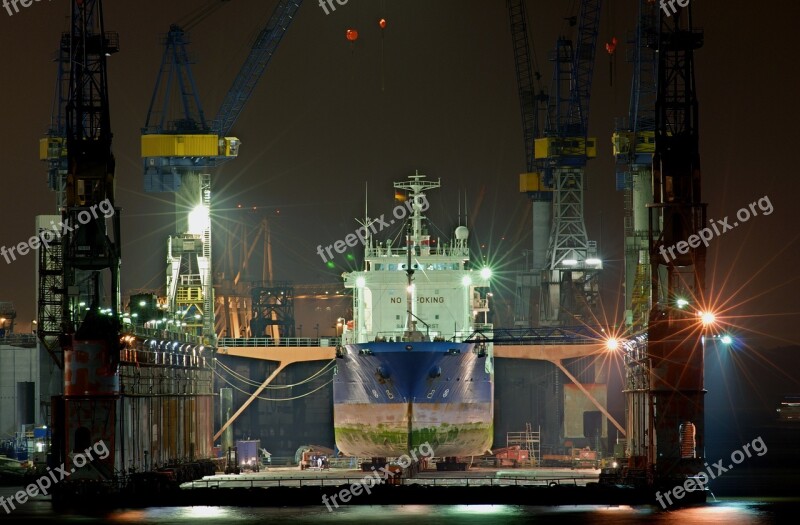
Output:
142,0,303,189
509,0,603,327
140,0,303,339
536,0,603,326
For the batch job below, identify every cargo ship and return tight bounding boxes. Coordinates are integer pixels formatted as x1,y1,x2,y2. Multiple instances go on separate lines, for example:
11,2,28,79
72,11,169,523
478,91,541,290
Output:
334,173,494,462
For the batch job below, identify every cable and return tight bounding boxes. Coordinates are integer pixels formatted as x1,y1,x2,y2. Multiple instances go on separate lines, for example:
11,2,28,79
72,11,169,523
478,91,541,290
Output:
179,0,235,32
214,358,335,389
217,361,334,390
213,369,333,401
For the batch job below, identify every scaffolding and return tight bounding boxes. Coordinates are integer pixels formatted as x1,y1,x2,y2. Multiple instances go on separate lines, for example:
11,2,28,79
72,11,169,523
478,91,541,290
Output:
506,423,541,465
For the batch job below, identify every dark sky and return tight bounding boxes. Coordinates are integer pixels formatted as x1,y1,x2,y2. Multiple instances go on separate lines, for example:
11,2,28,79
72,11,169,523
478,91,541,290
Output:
0,0,798,348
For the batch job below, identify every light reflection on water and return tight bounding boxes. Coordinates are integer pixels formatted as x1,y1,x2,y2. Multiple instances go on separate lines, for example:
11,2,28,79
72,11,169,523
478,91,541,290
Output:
92,500,793,525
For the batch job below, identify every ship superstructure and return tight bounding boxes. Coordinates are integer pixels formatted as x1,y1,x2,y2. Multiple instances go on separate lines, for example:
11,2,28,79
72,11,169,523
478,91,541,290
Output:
334,173,494,461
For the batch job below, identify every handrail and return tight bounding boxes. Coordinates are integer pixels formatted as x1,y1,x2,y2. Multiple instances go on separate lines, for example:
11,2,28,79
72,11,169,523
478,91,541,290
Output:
182,475,595,489
217,337,341,348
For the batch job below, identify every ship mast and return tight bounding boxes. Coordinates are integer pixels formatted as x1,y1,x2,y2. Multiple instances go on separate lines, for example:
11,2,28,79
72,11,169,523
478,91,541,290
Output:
395,171,440,340
405,222,415,336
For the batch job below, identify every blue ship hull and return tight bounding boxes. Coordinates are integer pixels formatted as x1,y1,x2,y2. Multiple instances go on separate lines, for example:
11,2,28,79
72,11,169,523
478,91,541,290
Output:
333,341,494,457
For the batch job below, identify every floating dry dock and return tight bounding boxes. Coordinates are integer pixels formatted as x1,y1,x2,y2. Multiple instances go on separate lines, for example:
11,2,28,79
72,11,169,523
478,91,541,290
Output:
51,466,705,509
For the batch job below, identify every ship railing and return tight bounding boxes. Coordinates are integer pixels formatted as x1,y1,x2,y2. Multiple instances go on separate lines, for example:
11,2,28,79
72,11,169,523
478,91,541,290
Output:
134,327,207,345
216,337,341,348
364,246,469,258
371,331,460,343
181,474,596,489
472,298,489,310
366,330,496,344
0,334,38,347
462,325,603,345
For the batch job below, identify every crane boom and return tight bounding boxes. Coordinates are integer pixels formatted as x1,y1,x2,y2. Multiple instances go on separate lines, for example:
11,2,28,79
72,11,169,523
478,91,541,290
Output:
567,0,601,136
508,0,551,328
507,0,543,172
213,0,302,136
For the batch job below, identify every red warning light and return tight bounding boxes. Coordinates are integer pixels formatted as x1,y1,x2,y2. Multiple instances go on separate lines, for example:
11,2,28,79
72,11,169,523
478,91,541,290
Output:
605,36,618,55
346,29,359,41
379,18,387,29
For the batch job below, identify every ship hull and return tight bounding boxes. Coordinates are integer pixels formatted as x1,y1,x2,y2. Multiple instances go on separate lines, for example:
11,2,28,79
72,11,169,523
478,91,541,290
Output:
333,341,493,457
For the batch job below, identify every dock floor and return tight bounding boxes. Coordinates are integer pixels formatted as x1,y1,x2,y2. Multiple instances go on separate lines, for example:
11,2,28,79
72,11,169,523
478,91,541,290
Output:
181,466,601,489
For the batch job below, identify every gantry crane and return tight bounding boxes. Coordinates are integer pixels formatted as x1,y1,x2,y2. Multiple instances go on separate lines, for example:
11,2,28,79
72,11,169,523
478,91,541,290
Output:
536,0,603,326
604,1,707,494
141,0,302,341
40,0,122,484
510,0,603,328
646,3,706,485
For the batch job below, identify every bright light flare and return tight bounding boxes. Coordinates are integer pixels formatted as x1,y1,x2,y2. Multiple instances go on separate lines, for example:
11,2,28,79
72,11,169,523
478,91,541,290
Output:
480,267,492,280
605,338,620,351
699,311,717,326
720,334,733,345
188,204,210,235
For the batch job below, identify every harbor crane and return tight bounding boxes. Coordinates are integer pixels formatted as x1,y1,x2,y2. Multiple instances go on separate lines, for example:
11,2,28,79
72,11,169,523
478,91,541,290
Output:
141,0,303,340
646,1,706,484
602,3,707,499
510,0,604,327
38,0,122,486
537,0,603,326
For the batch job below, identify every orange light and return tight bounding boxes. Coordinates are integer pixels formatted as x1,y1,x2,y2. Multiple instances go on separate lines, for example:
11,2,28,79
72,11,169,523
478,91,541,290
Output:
699,311,716,326
346,29,359,41
379,18,387,29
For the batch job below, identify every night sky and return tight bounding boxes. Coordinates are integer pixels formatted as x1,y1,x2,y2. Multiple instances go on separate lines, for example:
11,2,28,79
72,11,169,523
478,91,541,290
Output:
0,0,798,350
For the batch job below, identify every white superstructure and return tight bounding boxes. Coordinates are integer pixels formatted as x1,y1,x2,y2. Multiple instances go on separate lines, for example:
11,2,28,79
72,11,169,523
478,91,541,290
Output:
342,173,491,344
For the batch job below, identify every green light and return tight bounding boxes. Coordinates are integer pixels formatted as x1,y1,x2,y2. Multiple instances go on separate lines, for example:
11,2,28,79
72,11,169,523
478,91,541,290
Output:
326,261,335,269
676,298,689,308
346,253,354,261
